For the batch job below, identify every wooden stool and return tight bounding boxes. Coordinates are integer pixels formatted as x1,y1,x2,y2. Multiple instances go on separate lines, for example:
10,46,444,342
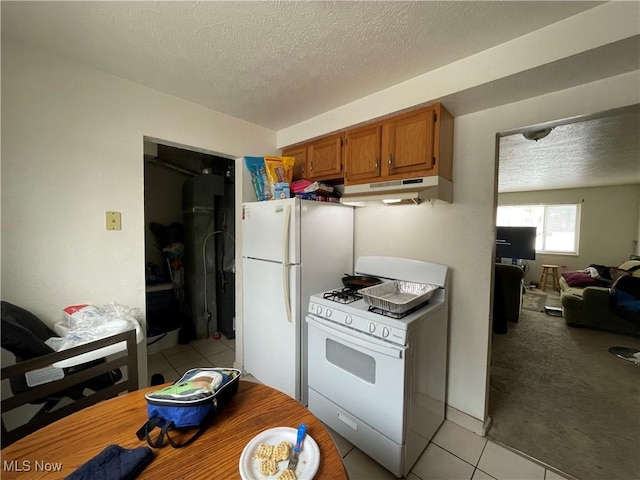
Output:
539,265,561,291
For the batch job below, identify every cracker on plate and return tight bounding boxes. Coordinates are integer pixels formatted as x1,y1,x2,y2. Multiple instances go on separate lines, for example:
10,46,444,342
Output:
259,458,278,476
272,441,292,462
252,443,274,461
277,469,297,480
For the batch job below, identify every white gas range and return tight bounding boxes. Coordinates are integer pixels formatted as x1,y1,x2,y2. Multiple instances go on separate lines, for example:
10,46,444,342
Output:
308,282,445,346
306,256,449,478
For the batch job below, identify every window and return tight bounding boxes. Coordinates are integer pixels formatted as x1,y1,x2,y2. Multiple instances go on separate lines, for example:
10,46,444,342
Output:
497,204,580,254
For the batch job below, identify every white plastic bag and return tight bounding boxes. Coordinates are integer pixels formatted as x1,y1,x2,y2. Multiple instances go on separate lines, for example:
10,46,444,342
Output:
58,303,142,351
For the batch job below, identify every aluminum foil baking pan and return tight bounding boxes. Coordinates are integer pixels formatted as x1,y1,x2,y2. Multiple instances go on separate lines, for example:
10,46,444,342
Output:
360,281,439,313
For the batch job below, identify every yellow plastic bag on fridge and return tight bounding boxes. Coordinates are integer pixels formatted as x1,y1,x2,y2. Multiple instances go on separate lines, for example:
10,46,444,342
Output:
265,156,295,199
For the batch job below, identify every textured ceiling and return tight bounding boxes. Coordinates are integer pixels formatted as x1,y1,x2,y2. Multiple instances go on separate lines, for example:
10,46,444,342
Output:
1,1,603,130
2,1,637,193
499,105,640,193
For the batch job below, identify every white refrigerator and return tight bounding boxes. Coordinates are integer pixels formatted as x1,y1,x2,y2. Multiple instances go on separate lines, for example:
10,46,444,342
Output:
242,198,353,403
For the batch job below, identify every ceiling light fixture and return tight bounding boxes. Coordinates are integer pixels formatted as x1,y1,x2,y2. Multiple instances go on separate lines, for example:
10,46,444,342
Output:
522,127,553,141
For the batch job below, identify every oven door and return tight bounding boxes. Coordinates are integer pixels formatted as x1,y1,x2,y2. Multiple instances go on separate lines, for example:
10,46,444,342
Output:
306,314,407,443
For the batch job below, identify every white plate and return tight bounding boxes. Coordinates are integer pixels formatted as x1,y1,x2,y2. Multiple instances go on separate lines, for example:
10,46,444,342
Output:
239,427,320,480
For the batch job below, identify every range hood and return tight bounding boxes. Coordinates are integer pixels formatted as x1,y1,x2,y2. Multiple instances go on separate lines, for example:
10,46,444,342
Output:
340,176,452,206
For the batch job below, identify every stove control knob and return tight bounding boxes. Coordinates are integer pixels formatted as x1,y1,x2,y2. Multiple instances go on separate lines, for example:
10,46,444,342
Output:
368,322,376,333
317,306,323,315
326,308,332,318
382,327,390,338
345,315,353,325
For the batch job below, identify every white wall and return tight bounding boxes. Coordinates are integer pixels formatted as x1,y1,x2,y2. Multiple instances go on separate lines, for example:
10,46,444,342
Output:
1,42,277,385
499,185,640,283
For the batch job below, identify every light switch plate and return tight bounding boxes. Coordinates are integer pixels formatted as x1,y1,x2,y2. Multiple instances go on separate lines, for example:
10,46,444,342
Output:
106,211,121,230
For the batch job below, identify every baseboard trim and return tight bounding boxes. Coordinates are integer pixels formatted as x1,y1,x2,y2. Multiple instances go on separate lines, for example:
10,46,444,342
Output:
445,406,490,436
483,415,492,436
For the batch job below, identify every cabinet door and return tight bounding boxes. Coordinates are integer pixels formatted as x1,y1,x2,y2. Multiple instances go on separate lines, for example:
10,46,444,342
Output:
308,134,343,180
282,146,308,180
386,108,436,176
344,124,382,184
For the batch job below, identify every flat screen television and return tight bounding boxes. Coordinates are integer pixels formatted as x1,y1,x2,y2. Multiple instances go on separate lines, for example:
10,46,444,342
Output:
496,226,537,262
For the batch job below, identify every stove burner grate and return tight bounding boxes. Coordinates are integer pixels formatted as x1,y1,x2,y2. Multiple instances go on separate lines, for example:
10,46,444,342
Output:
323,288,363,304
368,301,430,319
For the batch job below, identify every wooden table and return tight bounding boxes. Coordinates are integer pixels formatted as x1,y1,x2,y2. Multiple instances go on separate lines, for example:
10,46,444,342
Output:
0,381,348,479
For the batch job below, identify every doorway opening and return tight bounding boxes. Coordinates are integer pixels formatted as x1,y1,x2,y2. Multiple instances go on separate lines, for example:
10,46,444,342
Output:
143,140,236,357
488,104,640,480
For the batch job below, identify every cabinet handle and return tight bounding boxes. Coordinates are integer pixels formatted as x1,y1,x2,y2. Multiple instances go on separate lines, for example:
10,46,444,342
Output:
375,157,378,169
310,161,313,171
388,154,393,165
302,165,305,174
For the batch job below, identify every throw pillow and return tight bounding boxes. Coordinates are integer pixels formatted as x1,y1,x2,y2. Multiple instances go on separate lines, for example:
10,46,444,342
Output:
562,270,609,288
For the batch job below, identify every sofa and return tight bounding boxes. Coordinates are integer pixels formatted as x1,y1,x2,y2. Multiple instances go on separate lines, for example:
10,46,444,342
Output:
560,258,640,336
493,263,525,333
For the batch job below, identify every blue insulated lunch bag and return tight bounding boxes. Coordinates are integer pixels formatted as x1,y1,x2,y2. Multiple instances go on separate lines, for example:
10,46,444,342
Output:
136,368,240,448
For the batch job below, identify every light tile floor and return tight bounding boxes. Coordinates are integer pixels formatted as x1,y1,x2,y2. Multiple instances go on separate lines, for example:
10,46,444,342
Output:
147,337,575,480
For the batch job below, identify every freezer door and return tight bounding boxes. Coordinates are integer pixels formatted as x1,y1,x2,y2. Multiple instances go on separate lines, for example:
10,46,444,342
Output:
242,198,300,264
243,257,301,400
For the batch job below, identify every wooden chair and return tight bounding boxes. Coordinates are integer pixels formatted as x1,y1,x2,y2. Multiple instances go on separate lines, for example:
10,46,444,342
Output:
1,329,138,448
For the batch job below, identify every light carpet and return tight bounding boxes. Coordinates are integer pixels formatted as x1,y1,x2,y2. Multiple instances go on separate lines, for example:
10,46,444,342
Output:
489,303,640,480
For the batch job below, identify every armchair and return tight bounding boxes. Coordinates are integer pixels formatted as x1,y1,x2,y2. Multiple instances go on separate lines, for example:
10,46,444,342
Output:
493,263,525,333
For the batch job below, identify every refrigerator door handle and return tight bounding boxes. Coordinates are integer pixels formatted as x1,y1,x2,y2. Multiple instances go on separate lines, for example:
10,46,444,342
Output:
282,205,293,323
283,265,292,323
282,204,291,265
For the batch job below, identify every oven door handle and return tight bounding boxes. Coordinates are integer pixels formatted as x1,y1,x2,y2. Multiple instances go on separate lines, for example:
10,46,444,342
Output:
306,315,405,359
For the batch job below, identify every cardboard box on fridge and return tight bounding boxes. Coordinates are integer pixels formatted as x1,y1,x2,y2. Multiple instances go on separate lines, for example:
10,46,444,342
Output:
273,182,290,199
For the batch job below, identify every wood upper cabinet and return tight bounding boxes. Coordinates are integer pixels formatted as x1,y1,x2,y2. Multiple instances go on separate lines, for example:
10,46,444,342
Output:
281,145,307,180
281,102,453,186
282,133,344,182
345,103,453,186
344,124,382,183
307,133,344,180
386,107,436,176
